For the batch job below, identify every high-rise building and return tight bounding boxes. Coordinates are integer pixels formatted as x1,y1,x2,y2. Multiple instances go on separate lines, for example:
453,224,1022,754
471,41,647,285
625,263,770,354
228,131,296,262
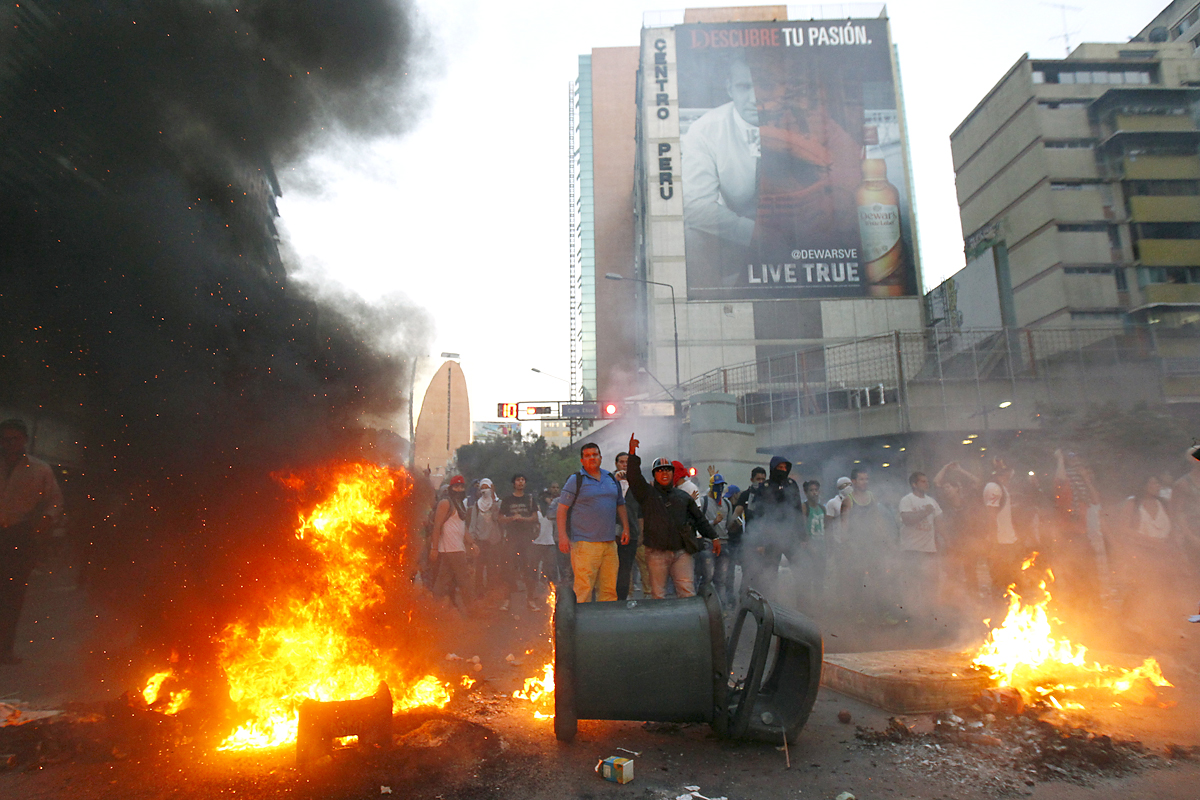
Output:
571,5,924,409
950,39,1200,330
570,47,642,406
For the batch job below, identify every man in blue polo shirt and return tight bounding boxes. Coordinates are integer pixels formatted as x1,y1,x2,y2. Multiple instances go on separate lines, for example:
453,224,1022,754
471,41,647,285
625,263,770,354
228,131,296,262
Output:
556,442,630,602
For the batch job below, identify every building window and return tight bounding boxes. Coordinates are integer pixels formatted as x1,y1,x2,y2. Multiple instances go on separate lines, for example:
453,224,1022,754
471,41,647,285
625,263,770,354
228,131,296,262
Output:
1043,68,1152,85
1125,180,1200,197
1069,310,1124,320
1057,223,1109,232
1044,139,1095,149
1032,70,1045,84
1050,182,1100,190
1136,221,1200,239
1038,99,1088,109
1138,267,1200,286
1064,266,1129,290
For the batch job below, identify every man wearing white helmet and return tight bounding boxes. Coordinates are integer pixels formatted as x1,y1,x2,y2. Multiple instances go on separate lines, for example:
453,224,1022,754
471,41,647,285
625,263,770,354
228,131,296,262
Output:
624,433,721,600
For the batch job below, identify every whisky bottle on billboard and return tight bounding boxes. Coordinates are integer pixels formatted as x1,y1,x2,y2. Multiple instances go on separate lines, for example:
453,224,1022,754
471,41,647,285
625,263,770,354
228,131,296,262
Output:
856,158,905,297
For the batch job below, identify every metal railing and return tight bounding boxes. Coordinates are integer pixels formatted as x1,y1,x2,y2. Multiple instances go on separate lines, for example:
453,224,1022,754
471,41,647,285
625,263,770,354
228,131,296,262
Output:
678,326,1196,435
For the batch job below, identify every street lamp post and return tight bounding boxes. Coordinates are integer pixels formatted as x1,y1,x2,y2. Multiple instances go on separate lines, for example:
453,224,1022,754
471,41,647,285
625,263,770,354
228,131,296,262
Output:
605,273,680,391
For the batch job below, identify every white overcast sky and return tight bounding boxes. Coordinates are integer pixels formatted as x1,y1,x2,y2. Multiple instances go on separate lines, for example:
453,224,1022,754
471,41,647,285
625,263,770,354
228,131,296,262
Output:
277,0,1159,436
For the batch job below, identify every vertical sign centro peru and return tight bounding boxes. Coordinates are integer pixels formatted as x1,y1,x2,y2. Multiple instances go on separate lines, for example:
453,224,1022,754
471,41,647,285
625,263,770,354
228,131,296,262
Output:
643,18,918,301
644,29,682,223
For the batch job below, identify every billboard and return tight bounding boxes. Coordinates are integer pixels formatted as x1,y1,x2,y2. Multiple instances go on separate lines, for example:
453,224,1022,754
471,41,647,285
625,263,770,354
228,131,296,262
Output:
644,19,919,301
926,246,1003,337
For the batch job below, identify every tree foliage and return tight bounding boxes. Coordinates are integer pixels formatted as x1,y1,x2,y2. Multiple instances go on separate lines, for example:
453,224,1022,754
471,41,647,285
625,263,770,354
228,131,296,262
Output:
454,434,581,496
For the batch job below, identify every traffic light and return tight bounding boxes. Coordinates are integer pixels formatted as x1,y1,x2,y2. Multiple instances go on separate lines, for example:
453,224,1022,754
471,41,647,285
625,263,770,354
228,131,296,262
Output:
498,402,518,419
601,401,622,418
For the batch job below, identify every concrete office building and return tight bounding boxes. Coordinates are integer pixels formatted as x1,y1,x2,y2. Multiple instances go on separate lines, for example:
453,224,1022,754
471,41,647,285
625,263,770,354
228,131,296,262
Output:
1139,0,1200,49
950,39,1200,330
570,5,925,410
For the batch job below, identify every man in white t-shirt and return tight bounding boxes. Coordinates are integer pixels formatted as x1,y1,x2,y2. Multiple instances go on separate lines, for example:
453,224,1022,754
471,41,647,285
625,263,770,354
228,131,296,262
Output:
983,462,1021,609
898,472,942,621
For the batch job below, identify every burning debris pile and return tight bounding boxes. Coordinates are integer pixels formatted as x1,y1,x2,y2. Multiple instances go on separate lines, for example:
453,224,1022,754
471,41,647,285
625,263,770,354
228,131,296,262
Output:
970,555,1173,711
0,461,560,775
849,552,1185,793
213,462,449,751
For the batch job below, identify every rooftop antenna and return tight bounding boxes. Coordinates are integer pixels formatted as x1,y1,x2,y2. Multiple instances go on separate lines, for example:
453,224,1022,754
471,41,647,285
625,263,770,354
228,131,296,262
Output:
1042,2,1083,56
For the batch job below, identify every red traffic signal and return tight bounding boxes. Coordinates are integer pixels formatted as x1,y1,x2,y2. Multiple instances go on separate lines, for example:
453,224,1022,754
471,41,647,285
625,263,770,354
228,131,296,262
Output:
601,402,621,418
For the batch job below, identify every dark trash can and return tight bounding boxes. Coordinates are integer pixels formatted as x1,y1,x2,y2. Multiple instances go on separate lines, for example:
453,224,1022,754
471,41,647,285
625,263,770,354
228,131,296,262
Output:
726,589,823,744
553,586,822,744
554,586,726,742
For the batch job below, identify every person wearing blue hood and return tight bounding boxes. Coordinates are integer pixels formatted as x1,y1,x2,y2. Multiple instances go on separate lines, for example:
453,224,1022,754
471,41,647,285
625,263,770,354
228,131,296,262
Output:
742,455,806,600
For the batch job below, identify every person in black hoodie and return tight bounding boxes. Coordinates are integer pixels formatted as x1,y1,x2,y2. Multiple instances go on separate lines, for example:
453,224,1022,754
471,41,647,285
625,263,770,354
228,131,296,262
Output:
626,433,721,600
742,455,805,599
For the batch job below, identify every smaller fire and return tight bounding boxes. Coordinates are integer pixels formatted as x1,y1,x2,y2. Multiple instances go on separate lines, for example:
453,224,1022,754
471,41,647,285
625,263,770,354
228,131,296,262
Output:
512,585,555,720
395,676,452,712
972,554,1172,708
141,669,191,715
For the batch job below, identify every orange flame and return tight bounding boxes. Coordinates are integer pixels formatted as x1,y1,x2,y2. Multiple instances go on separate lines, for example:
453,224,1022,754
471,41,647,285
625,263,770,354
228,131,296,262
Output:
513,584,555,719
141,669,191,715
972,554,1172,708
207,463,450,751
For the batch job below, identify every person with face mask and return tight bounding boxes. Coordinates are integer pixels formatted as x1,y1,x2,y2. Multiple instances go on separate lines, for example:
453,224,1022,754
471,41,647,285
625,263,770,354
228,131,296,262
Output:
625,434,720,600
741,456,805,600
469,478,503,598
430,475,475,614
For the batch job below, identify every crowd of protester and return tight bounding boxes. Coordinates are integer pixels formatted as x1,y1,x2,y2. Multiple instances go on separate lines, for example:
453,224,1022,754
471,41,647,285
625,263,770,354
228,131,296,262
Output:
414,435,1200,647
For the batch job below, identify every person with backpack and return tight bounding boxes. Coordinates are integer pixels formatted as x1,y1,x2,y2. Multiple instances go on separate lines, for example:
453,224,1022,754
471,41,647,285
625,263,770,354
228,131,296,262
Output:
625,433,721,600
556,442,629,603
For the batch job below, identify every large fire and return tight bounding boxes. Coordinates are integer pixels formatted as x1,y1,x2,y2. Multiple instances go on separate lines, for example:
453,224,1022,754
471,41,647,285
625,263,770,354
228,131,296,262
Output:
140,462,453,750
972,554,1172,709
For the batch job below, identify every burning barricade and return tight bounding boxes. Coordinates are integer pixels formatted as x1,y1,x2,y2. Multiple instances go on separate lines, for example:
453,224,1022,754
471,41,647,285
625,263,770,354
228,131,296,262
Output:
971,554,1173,711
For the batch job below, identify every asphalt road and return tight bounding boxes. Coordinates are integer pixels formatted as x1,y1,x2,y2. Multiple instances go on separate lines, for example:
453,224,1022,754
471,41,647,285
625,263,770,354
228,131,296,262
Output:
3,564,1199,799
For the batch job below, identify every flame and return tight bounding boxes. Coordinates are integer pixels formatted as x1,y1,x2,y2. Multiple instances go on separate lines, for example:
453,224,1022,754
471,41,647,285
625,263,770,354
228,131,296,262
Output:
207,463,450,751
141,669,191,715
513,584,555,719
395,675,452,711
972,554,1172,708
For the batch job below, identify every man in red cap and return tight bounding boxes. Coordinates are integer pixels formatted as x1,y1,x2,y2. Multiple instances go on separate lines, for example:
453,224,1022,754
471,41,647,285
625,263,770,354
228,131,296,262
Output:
429,475,475,613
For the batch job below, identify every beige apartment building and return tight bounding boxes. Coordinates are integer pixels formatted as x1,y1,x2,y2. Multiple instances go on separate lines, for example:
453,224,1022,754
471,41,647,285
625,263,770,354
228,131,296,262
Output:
950,40,1200,330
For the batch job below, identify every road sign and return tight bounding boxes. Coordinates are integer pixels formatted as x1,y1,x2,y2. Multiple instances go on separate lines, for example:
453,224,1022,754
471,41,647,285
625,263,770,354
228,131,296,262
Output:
562,402,600,419
636,401,676,417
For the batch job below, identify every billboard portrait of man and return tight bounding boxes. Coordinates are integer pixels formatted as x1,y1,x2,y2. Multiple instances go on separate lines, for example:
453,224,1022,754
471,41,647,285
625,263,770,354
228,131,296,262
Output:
675,19,918,301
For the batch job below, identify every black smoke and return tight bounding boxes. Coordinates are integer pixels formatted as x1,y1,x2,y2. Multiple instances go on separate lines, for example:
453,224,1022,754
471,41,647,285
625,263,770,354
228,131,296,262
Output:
0,1,430,661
